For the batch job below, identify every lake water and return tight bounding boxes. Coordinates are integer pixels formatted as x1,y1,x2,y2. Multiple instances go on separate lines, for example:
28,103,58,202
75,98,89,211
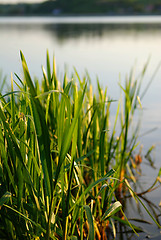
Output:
0,16,161,239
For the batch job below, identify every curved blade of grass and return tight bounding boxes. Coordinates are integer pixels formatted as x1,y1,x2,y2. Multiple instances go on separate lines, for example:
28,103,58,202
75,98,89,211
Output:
110,218,116,239
96,184,108,197
0,91,21,100
20,51,37,97
124,180,161,228
120,208,139,236
101,201,122,221
112,215,142,232
42,65,49,91
0,192,11,208
14,72,24,87
11,73,15,126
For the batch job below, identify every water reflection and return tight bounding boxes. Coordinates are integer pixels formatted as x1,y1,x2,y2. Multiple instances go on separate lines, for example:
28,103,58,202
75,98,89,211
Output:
46,22,161,35
1,20,161,39
0,17,161,127
0,17,161,109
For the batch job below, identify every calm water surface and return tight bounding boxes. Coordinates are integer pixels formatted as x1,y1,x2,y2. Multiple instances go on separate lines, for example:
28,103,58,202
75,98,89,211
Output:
0,16,161,239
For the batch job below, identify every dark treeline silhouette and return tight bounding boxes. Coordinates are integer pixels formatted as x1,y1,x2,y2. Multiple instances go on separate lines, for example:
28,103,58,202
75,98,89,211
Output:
0,0,161,16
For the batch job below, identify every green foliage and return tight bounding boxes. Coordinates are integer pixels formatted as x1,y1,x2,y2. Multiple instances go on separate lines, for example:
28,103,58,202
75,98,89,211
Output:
1,0,161,15
0,51,160,239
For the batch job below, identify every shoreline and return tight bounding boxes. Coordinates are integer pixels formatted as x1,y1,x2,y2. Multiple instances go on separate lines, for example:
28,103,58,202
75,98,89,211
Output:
1,15,161,25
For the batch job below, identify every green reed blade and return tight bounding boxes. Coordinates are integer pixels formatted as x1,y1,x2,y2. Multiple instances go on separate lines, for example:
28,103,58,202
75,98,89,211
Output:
52,55,57,85
107,99,120,166
84,205,94,240
14,72,24,87
57,81,72,152
0,71,7,92
99,113,108,177
45,93,51,123
77,115,83,157
46,50,51,85
11,73,16,127
83,108,97,150
20,51,37,97
42,65,49,91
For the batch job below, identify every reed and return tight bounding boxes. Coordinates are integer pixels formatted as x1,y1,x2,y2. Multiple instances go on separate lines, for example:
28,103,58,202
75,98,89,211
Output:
0,51,160,239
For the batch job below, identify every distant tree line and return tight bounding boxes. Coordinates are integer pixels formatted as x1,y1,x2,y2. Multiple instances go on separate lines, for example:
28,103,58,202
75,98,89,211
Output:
0,0,161,16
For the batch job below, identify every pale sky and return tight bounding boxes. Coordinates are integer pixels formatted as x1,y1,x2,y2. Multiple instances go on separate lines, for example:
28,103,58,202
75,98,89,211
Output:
0,0,45,3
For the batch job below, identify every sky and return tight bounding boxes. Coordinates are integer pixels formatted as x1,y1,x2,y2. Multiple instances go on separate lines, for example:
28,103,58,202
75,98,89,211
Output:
0,0,45,3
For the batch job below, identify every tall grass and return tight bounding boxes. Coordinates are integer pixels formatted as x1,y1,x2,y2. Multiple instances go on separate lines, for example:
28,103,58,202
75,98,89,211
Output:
0,51,160,239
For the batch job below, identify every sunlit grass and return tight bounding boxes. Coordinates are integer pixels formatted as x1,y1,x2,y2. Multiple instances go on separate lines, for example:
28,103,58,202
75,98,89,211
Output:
0,51,160,239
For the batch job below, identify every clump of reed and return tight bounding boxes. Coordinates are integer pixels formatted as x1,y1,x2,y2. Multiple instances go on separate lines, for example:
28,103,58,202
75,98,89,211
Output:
0,51,160,239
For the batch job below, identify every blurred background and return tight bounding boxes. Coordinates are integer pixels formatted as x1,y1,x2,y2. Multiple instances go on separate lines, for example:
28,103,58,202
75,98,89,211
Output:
0,0,161,16
0,1,161,239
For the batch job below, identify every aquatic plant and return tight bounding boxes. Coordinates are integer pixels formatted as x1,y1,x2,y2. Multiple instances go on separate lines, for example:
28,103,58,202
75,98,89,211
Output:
0,51,160,239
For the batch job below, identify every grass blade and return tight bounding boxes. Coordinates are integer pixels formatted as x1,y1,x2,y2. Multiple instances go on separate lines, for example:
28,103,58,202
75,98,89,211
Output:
84,205,94,240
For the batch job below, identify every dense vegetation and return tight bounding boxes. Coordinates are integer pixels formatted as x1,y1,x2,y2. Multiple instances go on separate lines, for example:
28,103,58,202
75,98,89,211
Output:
0,51,160,239
0,0,161,16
